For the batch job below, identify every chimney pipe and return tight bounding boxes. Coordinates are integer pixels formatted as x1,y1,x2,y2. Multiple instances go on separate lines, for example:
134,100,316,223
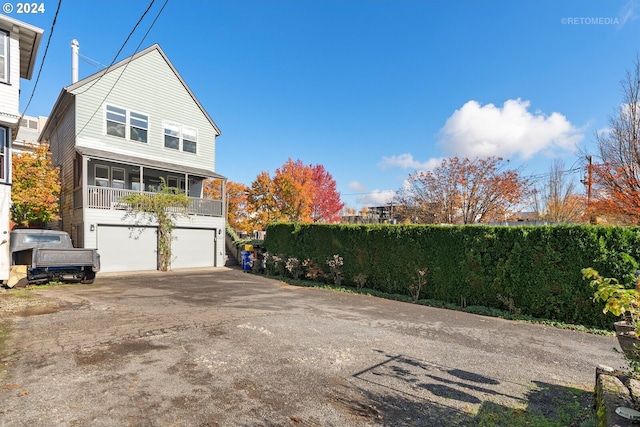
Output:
71,39,79,84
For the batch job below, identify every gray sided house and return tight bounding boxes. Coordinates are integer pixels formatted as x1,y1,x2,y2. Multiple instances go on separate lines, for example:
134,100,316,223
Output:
39,44,226,273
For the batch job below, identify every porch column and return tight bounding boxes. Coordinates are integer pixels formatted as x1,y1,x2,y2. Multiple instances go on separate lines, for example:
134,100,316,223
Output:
82,155,88,200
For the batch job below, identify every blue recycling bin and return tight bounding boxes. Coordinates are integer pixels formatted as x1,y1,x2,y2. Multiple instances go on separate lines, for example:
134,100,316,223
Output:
241,251,252,271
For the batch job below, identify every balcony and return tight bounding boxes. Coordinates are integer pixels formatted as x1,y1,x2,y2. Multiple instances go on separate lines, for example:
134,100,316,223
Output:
80,185,223,217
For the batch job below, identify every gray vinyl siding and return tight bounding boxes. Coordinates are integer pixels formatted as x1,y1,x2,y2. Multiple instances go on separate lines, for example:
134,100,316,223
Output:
48,101,80,239
70,49,217,173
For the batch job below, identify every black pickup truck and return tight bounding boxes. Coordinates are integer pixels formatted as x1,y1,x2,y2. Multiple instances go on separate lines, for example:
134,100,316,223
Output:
9,229,100,286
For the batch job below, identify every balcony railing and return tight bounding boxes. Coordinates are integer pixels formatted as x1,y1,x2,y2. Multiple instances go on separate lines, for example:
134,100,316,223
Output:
85,185,223,217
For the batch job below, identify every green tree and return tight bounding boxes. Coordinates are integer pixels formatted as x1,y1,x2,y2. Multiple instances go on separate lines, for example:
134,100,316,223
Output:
120,180,190,271
11,143,61,227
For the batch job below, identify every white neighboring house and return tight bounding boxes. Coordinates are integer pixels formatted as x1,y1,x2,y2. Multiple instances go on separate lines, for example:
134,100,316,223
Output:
0,15,43,281
39,44,226,273
13,114,47,154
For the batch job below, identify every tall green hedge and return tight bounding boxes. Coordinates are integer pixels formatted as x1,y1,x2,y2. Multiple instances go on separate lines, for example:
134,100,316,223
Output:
264,223,640,329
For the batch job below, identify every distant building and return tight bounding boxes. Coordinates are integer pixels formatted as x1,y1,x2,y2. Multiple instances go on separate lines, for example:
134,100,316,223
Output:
13,114,47,154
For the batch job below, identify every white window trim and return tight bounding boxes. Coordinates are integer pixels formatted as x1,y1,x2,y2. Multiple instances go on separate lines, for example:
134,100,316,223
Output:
162,122,198,154
94,164,110,187
163,122,181,151
182,126,198,154
105,104,149,143
111,167,126,189
0,30,8,84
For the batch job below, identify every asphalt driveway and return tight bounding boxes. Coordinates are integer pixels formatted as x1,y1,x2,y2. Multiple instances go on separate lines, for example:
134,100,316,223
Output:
0,267,626,426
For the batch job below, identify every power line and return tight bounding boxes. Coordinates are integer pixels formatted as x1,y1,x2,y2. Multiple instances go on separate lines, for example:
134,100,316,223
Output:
19,0,62,120
342,167,584,197
73,0,157,96
79,54,107,69
74,0,168,138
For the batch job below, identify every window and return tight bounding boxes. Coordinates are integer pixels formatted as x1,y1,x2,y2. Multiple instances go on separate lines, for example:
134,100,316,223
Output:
95,165,109,187
130,112,148,143
163,123,198,153
20,118,39,130
129,174,141,191
164,123,180,150
183,128,197,153
105,105,148,142
25,234,61,244
0,30,7,83
112,168,125,189
106,105,126,138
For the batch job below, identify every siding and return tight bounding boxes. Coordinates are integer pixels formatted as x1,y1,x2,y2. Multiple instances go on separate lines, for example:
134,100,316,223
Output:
71,48,218,173
48,101,79,238
0,31,21,116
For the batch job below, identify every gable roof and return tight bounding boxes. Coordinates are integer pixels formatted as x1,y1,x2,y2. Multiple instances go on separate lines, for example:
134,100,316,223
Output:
0,14,43,80
40,44,221,140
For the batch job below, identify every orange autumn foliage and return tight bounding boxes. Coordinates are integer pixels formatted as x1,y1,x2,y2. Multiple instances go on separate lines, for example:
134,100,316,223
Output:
11,143,61,227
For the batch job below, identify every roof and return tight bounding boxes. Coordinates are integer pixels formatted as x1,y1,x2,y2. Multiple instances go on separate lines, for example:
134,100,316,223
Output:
76,146,226,180
0,15,44,80
65,44,221,135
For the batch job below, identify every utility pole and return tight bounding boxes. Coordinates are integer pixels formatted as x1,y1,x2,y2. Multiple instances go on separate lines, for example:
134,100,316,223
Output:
584,155,596,224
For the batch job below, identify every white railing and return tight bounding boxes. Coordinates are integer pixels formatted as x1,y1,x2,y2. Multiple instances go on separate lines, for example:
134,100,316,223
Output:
86,185,223,217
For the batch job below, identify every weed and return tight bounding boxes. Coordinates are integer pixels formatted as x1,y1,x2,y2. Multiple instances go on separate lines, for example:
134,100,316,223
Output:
353,274,367,290
325,254,344,287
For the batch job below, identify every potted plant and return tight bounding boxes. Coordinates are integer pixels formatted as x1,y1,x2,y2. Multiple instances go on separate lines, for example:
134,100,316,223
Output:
583,267,640,358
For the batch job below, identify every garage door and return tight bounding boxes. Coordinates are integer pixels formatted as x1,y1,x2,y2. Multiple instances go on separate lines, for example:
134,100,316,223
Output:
171,228,216,269
97,225,157,273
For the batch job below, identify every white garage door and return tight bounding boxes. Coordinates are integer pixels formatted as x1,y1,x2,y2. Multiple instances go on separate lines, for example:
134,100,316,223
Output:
97,225,157,273
171,228,216,269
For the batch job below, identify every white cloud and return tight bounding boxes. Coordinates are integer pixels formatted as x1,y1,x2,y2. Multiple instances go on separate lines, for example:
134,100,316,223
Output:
437,98,583,160
619,0,639,28
348,180,367,192
357,189,396,206
379,154,442,171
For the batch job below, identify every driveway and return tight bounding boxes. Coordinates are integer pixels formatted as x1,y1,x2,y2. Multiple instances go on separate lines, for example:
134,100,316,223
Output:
0,267,625,426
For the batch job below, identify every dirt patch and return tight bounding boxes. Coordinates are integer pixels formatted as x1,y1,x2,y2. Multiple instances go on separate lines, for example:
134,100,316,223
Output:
75,339,169,366
12,306,63,317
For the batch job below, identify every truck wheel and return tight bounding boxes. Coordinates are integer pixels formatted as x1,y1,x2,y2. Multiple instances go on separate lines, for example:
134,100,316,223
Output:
82,269,96,284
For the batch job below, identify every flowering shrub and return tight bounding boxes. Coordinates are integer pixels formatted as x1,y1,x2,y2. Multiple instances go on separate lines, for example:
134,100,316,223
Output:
302,259,324,281
326,254,344,286
285,257,303,279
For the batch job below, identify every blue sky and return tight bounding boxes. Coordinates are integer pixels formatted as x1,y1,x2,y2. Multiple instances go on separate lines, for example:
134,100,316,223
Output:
6,0,640,209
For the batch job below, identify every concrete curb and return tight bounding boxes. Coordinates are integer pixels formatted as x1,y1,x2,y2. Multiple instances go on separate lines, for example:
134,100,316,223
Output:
595,365,640,426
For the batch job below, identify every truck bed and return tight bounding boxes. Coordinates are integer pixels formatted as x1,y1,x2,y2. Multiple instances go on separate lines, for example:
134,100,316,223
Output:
31,248,100,269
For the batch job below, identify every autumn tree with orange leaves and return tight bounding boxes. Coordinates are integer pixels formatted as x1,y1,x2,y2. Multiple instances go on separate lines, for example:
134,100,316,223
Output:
202,179,254,233
589,56,640,224
395,156,529,224
310,164,343,223
247,159,343,229
11,143,61,227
